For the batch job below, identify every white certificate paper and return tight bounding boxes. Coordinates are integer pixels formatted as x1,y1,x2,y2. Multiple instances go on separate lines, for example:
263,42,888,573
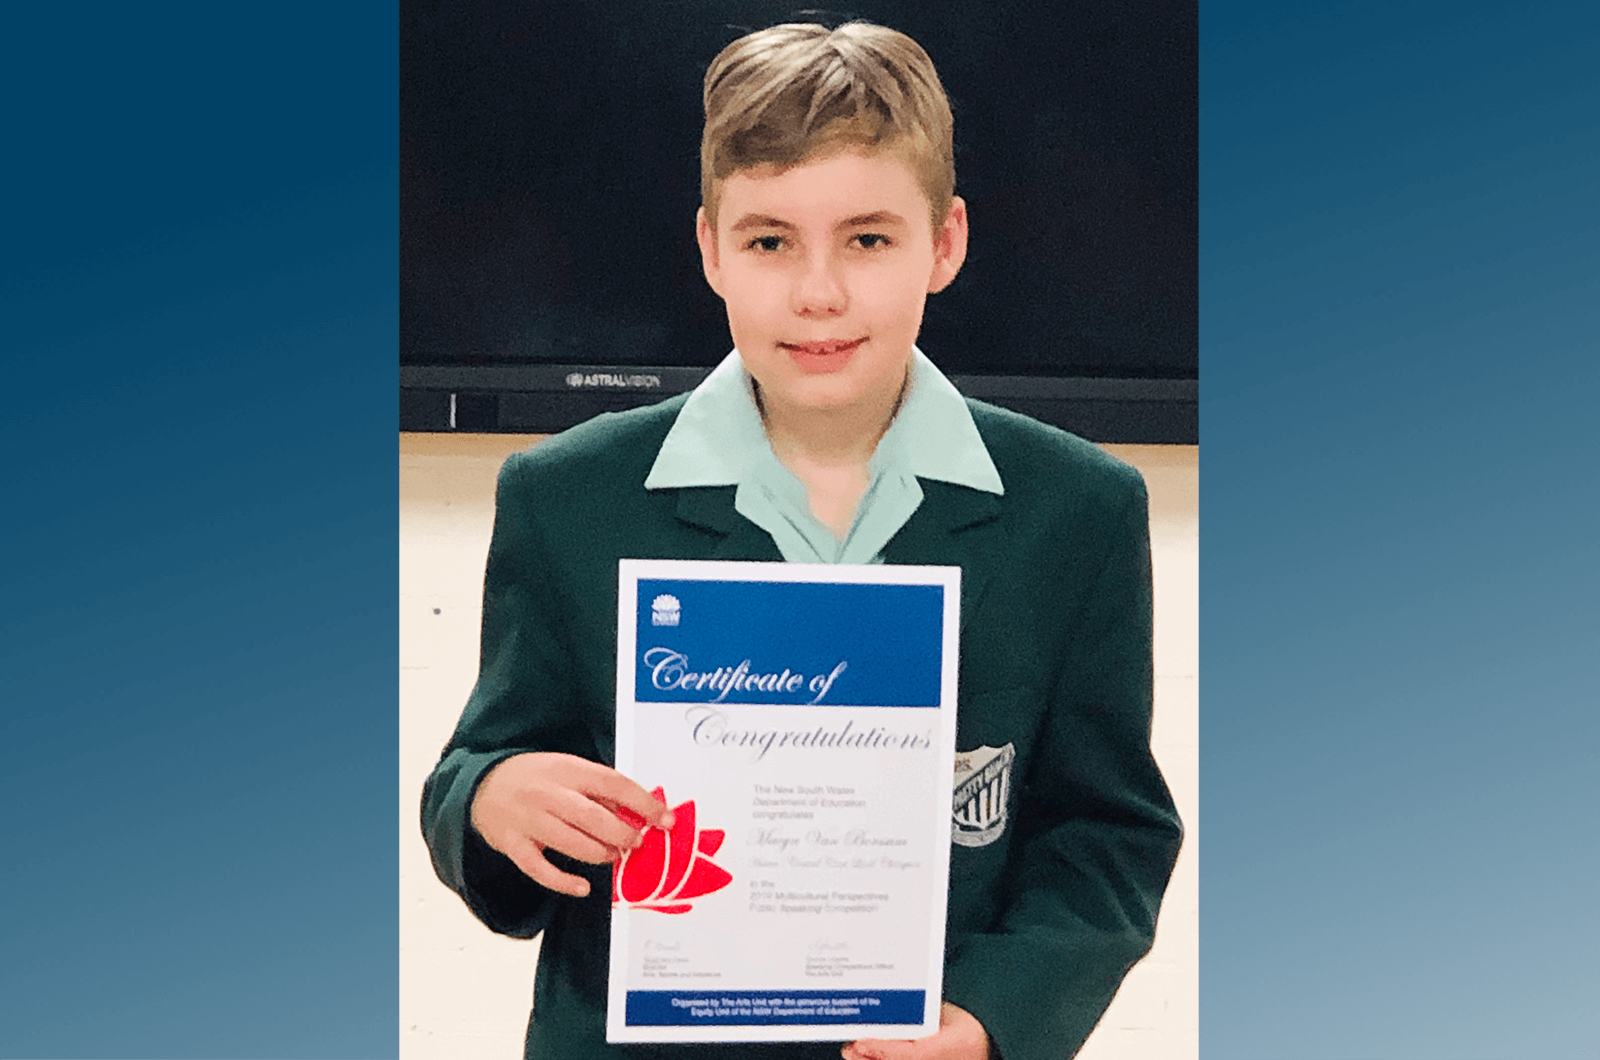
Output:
607,559,960,1044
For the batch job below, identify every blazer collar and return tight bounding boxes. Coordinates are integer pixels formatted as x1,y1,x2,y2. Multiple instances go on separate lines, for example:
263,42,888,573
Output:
881,480,1004,631
673,486,785,561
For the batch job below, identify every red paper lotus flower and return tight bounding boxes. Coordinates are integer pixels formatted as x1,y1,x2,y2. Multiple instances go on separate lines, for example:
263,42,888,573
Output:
612,788,732,914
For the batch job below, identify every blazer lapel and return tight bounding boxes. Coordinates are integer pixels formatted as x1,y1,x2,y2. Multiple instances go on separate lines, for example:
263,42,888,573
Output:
672,487,785,561
881,480,1005,632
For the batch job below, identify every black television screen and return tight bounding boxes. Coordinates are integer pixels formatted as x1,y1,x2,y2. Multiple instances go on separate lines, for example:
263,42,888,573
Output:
401,1,1196,441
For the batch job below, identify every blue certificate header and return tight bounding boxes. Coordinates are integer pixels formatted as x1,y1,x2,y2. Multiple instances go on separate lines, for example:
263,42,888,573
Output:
634,579,943,707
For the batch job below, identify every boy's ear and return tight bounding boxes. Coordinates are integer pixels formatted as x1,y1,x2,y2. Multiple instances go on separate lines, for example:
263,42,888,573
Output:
926,196,969,294
696,206,724,298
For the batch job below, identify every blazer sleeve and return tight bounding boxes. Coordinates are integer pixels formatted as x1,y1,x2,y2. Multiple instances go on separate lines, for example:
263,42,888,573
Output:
420,450,595,938
942,473,1183,1060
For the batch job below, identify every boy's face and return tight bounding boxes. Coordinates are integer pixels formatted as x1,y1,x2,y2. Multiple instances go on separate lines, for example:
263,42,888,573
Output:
696,147,967,421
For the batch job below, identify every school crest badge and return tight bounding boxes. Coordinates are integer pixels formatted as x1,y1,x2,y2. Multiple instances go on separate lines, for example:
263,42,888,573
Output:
951,743,1015,848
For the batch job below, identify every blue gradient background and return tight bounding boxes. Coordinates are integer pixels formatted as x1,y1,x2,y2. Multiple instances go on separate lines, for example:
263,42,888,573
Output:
2,1,1595,1058
0,2,396,1057
1205,4,1599,1059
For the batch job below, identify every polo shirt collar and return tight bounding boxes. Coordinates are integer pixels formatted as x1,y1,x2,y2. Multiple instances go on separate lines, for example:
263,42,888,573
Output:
644,347,1004,495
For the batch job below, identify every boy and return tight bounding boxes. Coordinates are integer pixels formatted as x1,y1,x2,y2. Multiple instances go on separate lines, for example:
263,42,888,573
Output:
422,21,1181,1060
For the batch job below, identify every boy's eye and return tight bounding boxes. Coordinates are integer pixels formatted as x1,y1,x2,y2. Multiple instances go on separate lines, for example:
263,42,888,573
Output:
853,233,891,249
747,235,785,252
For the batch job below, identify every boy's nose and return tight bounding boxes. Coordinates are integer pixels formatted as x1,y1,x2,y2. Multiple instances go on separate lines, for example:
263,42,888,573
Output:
790,253,846,316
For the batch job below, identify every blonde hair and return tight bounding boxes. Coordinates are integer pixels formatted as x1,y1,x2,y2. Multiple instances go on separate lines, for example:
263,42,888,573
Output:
700,21,955,228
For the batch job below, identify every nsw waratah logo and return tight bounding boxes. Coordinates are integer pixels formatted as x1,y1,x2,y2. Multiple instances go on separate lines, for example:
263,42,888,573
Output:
612,788,732,913
651,594,680,626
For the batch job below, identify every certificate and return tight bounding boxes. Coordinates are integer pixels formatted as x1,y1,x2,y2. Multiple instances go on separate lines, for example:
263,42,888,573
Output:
607,559,960,1044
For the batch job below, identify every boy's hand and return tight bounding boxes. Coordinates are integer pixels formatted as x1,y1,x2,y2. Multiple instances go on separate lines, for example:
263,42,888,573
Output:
470,752,674,897
842,1003,991,1060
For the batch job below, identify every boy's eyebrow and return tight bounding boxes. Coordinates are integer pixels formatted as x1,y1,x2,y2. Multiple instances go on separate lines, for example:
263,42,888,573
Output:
838,210,909,229
727,210,910,232
728,214,796,232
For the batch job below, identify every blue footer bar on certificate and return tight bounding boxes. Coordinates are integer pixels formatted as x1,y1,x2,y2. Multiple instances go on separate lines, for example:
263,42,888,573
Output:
625,989,925,1026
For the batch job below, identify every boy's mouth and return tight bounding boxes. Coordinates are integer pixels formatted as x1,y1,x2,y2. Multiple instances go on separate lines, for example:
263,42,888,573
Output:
779,337,866,371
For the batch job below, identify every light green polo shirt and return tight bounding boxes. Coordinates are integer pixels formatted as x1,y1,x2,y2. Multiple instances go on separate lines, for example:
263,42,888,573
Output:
643,348,1004,564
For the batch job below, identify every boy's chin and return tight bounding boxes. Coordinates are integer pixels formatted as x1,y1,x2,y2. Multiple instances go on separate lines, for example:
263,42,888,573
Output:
763,377,903,419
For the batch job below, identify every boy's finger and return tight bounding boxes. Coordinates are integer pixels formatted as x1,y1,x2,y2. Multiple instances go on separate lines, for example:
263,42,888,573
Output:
535,814,626,866
556,790,650,852
506,841,592,898
582,770,676,830
845,1044,911,1060
847,1039,921,1060
614,804,649,830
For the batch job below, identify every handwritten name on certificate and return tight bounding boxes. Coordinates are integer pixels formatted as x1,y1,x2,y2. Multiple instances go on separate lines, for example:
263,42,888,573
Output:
607,559,960,1044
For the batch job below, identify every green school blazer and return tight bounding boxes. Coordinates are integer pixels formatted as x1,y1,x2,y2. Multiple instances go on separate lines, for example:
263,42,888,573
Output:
422,395,1182,1060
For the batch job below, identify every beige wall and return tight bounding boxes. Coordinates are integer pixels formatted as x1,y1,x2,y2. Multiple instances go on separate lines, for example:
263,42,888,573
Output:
399,433,1197,1059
